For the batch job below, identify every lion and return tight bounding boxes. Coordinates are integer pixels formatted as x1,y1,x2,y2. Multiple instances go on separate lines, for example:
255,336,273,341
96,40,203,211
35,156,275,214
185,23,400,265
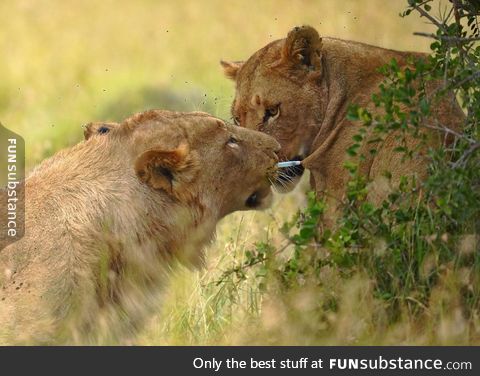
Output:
0,110,279,344
221,25,464,226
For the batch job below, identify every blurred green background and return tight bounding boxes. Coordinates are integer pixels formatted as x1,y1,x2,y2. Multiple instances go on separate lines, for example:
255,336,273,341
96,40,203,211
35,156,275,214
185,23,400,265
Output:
0,0,434,167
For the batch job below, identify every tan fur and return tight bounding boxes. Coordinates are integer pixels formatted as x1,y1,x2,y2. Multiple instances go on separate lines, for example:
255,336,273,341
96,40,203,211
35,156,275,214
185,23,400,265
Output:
0,110,279,344
222,25,464,227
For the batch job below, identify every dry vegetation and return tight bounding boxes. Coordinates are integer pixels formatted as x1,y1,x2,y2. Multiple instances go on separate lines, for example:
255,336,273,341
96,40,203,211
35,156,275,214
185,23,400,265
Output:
2,0,476,345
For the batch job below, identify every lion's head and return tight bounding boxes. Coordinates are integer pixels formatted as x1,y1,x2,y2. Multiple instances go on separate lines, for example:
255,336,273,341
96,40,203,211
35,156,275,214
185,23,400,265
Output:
221,26,324,192
85,110,280,218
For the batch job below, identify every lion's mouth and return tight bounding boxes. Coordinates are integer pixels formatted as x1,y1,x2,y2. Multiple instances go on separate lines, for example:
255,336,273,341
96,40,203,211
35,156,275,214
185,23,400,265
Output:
274,155,305,190
245,185,272,209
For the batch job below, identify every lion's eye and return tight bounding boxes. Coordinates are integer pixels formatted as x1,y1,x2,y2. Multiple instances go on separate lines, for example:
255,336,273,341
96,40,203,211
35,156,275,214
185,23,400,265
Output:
233,116,241,126
227,136,239,147
263,104,281,123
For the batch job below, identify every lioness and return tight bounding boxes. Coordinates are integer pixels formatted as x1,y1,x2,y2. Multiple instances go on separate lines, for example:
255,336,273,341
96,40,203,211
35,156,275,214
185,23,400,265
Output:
0,110,279,344
221,25,464,225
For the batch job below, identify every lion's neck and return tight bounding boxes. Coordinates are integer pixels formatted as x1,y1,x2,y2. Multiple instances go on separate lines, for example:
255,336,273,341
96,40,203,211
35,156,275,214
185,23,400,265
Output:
306,38,415,160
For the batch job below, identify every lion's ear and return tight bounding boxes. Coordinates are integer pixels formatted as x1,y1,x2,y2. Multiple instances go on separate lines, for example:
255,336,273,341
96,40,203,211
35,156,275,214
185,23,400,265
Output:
282,25,322,70
220,60,244,80
134,143,198,198
83,122,119,140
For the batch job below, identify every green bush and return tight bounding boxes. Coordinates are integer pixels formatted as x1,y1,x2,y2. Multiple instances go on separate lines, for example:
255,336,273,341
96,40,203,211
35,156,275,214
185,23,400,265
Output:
216,0,480,336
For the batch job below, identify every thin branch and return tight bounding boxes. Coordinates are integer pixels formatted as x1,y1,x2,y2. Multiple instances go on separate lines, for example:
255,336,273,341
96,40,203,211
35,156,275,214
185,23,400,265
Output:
452,0,464,24
451,71,480,90
413,4,447,31
452,0,467,60
413,32,480,42
212,240,292,286
452,142,480,168
423,123,475,144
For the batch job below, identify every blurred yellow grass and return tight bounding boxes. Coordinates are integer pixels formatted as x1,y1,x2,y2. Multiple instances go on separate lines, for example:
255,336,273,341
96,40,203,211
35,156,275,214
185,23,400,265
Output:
3,1,466,345
0,0,435,166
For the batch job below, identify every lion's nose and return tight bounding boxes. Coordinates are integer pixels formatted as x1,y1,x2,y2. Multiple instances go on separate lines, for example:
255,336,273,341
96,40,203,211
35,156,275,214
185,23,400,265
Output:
270,139,281,154
267,148,279,162
273,145,281,160
257,134,280,158
268,141,281,162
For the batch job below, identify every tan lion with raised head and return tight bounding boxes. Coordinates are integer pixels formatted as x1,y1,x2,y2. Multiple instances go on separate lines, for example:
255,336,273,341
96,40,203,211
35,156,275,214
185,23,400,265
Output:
222,25,464,226
0,110,279,344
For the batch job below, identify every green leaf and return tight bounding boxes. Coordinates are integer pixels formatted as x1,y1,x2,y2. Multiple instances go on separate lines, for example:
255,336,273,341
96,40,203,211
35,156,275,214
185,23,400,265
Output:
347,144,360,157
419,97,430,115
353,134,363,142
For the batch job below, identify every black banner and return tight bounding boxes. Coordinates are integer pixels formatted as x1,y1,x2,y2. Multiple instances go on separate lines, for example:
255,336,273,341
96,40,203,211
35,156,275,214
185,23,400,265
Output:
0,346,477,376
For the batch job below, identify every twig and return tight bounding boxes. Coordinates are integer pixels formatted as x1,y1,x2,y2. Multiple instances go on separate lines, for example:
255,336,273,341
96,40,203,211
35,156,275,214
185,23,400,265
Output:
451,71,480,90
452,142,480,168
452,0,464,24
423,123,475,144
211,240,292,286
452,0,467,60
413,4,447,31
413,32,480,42
430,125,458,138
